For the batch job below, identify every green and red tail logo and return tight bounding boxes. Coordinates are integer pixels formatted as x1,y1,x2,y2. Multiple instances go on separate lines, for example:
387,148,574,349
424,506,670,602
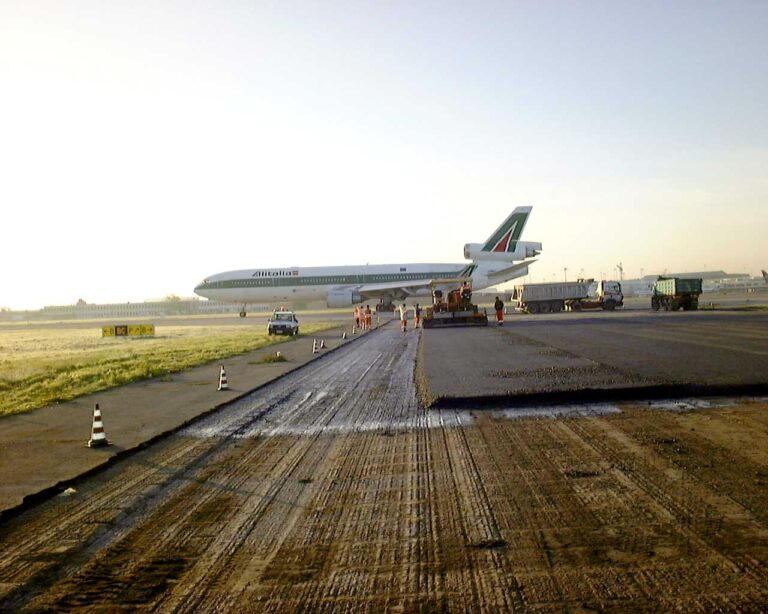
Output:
482,207,531,253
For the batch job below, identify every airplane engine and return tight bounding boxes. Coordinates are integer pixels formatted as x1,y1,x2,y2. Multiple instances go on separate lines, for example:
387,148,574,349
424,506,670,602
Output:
463,241,541,262
520,241,542,258
326,290,362,308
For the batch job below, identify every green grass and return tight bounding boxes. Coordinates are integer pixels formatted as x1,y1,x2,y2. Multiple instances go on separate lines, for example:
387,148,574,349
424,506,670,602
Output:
726,304,768,312
0,321,337,418
249,353,288,364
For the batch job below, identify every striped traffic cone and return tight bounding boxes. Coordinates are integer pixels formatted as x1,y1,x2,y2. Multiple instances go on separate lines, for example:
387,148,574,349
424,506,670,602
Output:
352,325,357,335
319,339,326,349
87,403,110,448
342,331,347,340
312,339,318,354
218,365,229,391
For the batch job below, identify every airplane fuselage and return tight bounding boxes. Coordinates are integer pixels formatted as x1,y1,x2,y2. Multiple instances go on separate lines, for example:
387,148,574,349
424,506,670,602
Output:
195,263,494,305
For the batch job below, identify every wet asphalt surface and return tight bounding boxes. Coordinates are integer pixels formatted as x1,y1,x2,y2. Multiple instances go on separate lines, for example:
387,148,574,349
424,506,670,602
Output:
421,310,768,404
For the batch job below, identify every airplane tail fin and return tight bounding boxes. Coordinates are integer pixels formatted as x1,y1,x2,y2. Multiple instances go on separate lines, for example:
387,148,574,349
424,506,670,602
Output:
481,206,532,254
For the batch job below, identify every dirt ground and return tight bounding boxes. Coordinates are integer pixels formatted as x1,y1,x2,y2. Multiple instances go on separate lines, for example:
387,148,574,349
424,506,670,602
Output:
1,327,767,611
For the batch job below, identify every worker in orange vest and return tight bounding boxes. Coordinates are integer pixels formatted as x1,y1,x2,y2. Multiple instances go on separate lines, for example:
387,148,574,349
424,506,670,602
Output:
364,305,372,330
494,296,505,326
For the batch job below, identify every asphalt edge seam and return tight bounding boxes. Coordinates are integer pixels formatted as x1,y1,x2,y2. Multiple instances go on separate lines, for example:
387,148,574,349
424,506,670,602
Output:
413,330,436,409
429,383,768,410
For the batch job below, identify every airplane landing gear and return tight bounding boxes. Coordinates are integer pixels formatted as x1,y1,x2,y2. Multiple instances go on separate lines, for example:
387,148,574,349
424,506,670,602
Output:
376,299,395,313
239,305,247,318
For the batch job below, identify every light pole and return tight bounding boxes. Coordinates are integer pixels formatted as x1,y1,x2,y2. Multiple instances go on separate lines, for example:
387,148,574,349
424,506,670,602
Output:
564,267,568,282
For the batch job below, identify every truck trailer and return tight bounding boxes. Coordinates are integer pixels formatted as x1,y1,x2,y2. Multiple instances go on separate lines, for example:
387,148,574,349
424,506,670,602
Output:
511,280,623,314
651,277,702,311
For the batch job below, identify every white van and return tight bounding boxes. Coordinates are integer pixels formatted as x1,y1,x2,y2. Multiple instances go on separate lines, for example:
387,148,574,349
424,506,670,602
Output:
267,311,299,335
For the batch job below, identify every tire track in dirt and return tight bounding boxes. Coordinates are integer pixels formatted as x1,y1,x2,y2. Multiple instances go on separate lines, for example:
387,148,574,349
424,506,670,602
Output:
561,413,768,608
223,332,438,612
161,352,394,611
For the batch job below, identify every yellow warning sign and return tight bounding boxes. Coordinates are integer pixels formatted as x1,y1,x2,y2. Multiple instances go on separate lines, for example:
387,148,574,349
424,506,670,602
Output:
103,324,155,338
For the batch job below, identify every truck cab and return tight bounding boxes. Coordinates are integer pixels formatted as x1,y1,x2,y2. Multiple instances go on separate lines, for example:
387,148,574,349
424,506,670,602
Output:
596,280,624,309
267,310,299,335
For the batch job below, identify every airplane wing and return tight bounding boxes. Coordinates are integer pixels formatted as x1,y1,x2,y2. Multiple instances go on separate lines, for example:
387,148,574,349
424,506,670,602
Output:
351,275,480,300
486,260,534,282
349,279,440,300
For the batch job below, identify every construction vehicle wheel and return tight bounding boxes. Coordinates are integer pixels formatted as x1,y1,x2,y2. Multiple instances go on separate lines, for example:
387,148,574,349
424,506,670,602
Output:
540,302,551,314
551,301,563,313
528,303,540,314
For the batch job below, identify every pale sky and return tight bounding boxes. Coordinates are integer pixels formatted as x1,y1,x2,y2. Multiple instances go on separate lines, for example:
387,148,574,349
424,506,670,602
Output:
1,1,766,309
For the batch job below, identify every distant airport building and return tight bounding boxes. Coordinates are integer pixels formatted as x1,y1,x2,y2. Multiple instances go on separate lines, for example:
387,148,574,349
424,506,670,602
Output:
38,298,269,320
616,279,654,297
702,274,767,293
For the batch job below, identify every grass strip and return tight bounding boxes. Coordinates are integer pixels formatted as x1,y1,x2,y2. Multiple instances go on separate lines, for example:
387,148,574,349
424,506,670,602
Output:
0,322,337,418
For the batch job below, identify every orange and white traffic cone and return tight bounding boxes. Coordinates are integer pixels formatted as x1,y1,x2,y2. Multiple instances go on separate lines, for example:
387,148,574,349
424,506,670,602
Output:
87,403,110,448
218,365,229,391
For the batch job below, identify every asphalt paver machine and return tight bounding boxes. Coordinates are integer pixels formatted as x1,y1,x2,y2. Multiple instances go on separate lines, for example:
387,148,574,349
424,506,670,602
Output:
422,279,489,328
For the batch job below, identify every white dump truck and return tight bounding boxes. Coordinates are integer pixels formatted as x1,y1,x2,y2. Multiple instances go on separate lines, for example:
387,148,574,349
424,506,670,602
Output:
511,280,623,314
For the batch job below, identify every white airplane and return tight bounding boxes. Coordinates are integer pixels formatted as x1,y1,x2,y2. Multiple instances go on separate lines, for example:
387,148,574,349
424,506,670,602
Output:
194,207,541,316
